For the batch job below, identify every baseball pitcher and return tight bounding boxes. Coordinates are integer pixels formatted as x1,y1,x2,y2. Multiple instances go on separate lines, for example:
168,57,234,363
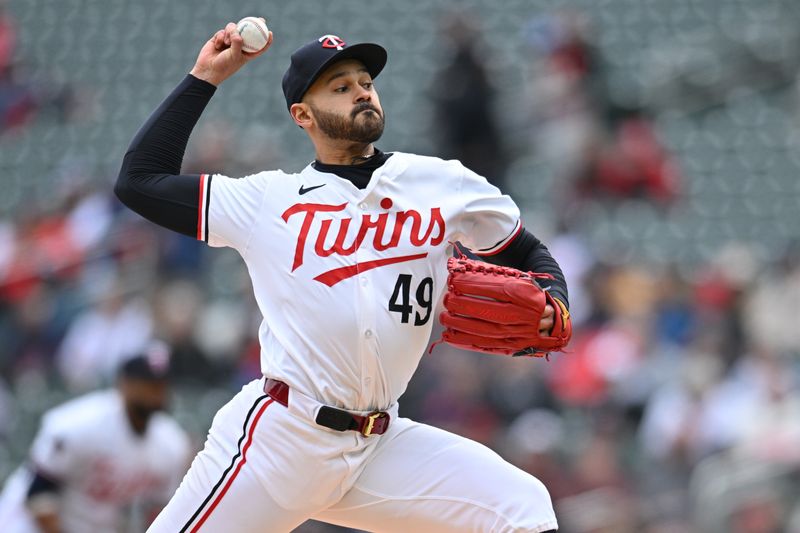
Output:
115,22,571,533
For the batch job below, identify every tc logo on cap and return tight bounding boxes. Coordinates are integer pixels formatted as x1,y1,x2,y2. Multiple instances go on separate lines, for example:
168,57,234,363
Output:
319,35,346,50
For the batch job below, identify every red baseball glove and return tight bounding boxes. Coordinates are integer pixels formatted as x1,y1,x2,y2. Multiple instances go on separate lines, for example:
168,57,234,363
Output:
436,245,572,357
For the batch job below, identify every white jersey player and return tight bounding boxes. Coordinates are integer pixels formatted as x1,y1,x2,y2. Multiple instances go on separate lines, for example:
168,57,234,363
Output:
115,25,570,532
0,348,192,533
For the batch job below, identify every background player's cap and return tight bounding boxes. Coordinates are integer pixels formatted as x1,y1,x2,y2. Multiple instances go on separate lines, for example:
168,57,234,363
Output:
119,340,171,381
282,34,387,110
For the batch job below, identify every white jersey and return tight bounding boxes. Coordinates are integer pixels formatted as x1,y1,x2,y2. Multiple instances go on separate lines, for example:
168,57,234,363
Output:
0,390,191,533
197,152,520,411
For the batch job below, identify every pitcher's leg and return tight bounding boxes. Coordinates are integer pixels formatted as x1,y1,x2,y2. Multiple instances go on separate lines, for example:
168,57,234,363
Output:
148,382,310,533
315,418,558,533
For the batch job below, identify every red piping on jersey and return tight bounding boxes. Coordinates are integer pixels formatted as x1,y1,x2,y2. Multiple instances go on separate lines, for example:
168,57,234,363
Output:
190,398,274,532
314,253,428,286
196,174,207,241
476,221,522,257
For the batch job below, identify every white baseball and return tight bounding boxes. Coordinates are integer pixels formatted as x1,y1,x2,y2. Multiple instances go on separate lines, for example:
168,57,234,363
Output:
236,16,270,53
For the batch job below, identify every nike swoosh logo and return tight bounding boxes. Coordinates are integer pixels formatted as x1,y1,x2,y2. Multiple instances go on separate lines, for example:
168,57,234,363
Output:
299,184,326,195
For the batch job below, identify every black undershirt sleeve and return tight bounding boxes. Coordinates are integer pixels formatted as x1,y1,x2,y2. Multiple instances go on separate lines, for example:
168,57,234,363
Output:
484,229,569,308
115,75,217,237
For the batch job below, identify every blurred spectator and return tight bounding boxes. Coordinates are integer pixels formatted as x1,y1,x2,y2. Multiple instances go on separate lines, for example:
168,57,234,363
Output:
430,10,509,190
732,351,800,466
63,185,114,255
745,246,800,356
0,1,36,134
522,10,607,211
182,120,235,176
55,273,153,392
547,231,595,327
0,208,80,305
151,279,227,386
183,120,284,180
638,350,735,467
0,1,85,135
0,284,60,383
653,266,696,347
523,9,608,112
523,11,682,218
577,107,681,205
0,1,15,77
547,263,653,407
692,244,754,368
0,0,33,134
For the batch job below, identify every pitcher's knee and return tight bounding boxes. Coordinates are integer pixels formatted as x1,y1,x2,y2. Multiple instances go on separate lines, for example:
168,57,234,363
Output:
498,476,558,532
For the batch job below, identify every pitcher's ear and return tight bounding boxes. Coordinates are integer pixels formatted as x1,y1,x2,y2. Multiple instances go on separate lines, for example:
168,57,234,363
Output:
290,103,312,129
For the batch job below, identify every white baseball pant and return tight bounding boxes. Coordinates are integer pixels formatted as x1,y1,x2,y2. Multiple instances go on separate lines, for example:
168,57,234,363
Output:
148,378,558,533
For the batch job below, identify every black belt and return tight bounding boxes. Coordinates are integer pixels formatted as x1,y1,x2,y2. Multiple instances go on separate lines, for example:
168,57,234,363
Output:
263,378,390,437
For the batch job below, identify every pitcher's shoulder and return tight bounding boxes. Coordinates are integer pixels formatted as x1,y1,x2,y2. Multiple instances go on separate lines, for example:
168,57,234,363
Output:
389,152,463,173
212,168,292,182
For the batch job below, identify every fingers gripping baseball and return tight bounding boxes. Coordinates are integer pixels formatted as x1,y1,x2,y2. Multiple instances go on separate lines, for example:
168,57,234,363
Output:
191,21,273,86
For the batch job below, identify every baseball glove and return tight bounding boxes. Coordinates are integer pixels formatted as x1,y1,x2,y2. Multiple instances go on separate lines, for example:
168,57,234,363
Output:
436,244,572,357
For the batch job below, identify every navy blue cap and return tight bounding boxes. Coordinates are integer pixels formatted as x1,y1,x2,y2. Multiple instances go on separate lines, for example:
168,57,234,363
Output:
282,34,387,110
119,341,171,381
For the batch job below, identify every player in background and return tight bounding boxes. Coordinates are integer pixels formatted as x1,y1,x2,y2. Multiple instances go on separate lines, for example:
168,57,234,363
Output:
115,22,568,532
0,342,192,533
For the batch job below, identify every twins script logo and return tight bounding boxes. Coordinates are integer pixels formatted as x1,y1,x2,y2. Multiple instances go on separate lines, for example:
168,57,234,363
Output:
86,457,162,503
282,198,445,286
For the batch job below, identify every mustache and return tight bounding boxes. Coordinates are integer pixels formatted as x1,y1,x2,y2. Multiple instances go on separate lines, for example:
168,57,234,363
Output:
352,102,381,119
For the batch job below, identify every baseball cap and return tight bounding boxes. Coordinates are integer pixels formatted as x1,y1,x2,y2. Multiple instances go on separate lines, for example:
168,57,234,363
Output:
282,34,387,110
119,341,171,381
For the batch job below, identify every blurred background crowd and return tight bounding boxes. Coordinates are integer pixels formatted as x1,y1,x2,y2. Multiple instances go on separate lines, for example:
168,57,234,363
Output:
1,0,800,531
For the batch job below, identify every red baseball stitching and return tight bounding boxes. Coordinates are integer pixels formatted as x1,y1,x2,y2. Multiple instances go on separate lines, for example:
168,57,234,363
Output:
241,18,268,51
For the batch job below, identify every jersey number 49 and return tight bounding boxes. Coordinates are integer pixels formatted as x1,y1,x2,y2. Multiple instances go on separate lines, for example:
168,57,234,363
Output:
389,274,433,326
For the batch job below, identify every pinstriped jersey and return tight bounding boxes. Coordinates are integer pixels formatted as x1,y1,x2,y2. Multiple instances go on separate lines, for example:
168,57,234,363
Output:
197,152,520,411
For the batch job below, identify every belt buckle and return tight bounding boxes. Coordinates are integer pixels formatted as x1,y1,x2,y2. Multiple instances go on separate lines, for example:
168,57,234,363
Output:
362,411,387,437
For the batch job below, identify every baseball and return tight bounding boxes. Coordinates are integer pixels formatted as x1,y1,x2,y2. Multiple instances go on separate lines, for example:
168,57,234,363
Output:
236,16,269,53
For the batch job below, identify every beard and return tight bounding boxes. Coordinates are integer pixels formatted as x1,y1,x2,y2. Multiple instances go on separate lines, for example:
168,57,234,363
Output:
311,102,385,143
126,402,165,435
131,403,163,419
